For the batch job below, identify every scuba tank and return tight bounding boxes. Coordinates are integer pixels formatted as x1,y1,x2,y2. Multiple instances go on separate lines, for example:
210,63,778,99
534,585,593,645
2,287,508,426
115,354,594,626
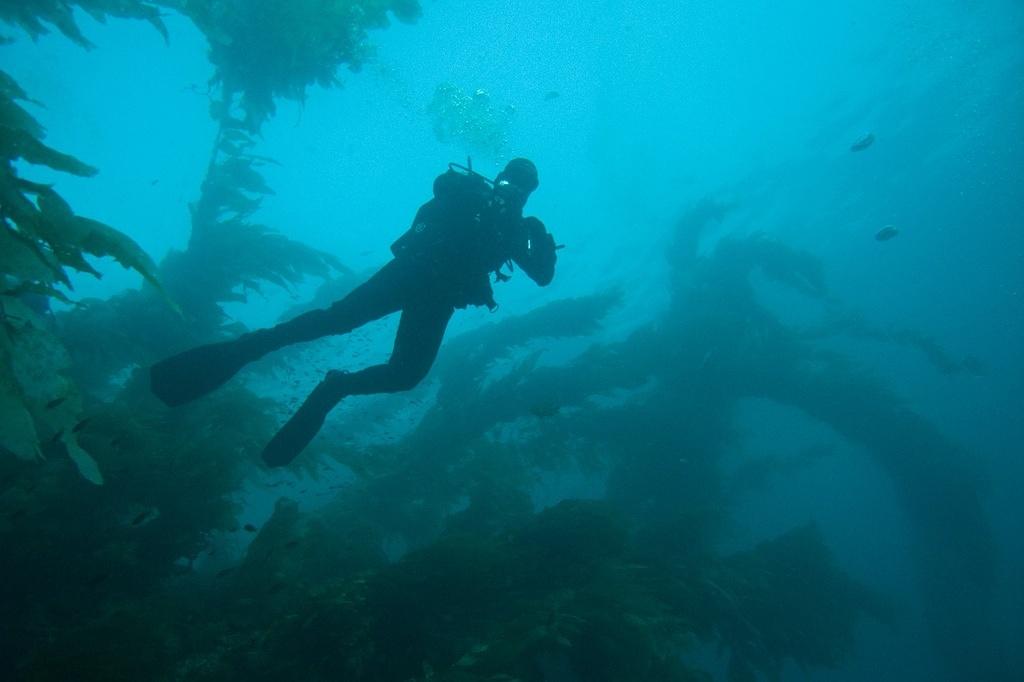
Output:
390,158,501,260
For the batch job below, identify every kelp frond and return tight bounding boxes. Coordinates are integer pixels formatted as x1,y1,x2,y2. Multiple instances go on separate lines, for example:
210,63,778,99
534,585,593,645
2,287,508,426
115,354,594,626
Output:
0,0,169,48
158,117,344,330
1,70,166,478
1,70,163,293
175,0,422,130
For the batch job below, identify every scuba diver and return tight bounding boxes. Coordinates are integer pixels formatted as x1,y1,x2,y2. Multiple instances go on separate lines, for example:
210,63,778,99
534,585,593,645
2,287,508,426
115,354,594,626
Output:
150,158,558,466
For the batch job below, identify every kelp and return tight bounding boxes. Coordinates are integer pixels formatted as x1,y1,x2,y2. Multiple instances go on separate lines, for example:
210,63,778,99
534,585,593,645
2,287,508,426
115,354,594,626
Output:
0,375,271,673
0,66,162,298
710,524,886,682
9,214,899,682
0,296,103,482
57,119,347,396
1,68,167,478
2,0,418,474
1,2,1001,678
170,0,422,130
303,198,994,680
5,181,163,292
405,290,623,450
0,0,169,48
799,305,986,375
161,118,345,331
15,499,879,682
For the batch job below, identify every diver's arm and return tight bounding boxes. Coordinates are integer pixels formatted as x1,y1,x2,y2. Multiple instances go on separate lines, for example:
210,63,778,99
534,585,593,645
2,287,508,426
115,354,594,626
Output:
511,216,557,286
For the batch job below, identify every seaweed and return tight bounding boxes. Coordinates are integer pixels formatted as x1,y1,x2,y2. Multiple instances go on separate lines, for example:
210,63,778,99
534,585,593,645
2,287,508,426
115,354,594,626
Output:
303,198,995,680
1,70,162,298
0,376,271,674
34,500,870,682
172,0,422,131
1,1,1003,678
0,0,168,49
710,524,884,681
2,0,422,472
55,119,347,397
202,500,715,682
161,119,344,327
1,67,167,478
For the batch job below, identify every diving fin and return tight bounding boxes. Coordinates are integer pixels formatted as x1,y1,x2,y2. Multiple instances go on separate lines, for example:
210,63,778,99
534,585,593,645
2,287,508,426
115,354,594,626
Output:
150,338,259,407
262,372,349,467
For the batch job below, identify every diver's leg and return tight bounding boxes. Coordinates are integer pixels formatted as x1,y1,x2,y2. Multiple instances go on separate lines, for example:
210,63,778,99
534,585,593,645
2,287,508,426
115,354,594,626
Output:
239,261,410,352
261,300,454,466
150,261,409,407
338,299,455,395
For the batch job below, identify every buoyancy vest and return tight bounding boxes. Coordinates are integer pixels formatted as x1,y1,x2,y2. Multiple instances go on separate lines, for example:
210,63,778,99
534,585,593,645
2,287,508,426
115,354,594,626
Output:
390,168,523,309
389,169,492,261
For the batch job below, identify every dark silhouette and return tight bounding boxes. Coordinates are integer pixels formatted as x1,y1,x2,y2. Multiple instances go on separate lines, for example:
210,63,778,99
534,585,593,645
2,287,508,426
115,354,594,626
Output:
150,159,557,466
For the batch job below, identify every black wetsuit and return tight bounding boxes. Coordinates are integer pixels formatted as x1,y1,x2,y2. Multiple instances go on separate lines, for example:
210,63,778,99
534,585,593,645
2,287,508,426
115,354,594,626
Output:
150,166,556,465
252,168,556,396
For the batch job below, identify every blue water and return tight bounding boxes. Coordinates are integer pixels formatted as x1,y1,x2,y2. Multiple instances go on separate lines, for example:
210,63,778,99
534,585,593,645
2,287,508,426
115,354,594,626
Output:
3,1,1021,680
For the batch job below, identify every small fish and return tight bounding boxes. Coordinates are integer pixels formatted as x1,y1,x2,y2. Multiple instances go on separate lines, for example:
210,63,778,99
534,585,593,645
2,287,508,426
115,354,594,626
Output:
72,417,93,434
45,396,67,410
543,90,560,101
850,132,875,152
150,179,160,186
215,567,235,579
284,539,300,550
268,581,287,594
875,225,899,241
131,510,154,526
243,523,257,533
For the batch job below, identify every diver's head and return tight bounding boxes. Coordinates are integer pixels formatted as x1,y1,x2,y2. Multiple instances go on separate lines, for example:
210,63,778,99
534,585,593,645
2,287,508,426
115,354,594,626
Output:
494,158,539,208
